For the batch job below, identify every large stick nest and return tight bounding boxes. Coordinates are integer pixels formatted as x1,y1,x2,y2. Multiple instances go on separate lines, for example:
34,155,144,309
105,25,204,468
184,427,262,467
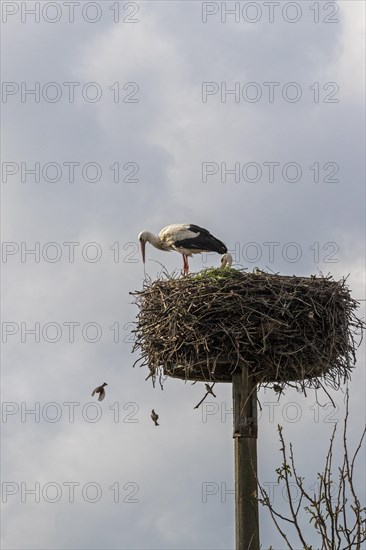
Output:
131,269,364,391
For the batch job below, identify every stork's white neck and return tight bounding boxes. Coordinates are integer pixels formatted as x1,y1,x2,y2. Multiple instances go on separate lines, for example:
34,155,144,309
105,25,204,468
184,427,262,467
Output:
140,231,166,250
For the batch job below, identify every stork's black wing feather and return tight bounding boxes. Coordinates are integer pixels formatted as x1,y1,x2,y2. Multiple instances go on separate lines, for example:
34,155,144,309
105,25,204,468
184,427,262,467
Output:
175,224,228,254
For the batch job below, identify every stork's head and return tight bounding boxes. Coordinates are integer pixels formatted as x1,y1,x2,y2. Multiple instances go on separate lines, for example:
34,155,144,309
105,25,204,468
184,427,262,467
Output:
220,253,233,269
138,231,148,263
102,383,108,387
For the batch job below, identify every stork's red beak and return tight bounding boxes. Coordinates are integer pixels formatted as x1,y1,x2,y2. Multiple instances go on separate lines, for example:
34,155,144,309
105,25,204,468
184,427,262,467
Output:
140,241,146,264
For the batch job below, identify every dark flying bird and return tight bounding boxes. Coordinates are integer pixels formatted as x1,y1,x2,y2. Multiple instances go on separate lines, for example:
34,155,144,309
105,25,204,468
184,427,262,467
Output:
151,409,159,426
92,383,107,401
138,224,233,275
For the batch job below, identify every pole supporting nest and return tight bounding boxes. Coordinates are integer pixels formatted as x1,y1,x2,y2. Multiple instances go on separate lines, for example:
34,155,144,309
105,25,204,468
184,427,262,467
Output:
233,367,259,550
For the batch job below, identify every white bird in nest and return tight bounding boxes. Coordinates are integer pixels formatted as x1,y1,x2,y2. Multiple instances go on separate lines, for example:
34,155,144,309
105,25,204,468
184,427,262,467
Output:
138,223,233,275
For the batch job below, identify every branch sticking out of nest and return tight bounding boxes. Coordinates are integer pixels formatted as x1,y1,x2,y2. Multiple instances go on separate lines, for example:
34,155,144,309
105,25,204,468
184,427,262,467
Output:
131,269,364,394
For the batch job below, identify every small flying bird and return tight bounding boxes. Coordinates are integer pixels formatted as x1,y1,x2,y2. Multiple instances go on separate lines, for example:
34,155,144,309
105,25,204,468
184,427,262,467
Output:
92,383,107,401
138,224,232,275
151,409,159,426
205,383,216,398
194,383,217,409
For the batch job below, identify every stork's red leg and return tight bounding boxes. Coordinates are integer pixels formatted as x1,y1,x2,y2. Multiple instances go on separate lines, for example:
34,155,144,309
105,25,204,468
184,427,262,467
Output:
183,254,189,276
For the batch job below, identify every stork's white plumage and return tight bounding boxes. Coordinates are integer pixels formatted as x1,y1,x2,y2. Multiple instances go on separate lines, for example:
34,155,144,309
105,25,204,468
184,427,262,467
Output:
138,223,232,275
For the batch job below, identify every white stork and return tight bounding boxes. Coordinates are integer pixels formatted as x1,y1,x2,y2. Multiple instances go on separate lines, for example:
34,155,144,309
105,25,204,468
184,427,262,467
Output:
138,223,233,275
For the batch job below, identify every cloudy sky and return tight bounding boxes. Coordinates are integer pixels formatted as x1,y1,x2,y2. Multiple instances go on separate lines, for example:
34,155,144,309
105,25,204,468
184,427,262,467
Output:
2,1,365,548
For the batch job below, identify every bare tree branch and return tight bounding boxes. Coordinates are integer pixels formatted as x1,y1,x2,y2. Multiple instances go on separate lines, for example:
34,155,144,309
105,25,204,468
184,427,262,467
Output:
257,390,366,548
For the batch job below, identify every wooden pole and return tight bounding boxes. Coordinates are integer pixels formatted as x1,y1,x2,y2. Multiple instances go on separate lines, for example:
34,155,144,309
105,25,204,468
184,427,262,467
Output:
232,367,259,550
